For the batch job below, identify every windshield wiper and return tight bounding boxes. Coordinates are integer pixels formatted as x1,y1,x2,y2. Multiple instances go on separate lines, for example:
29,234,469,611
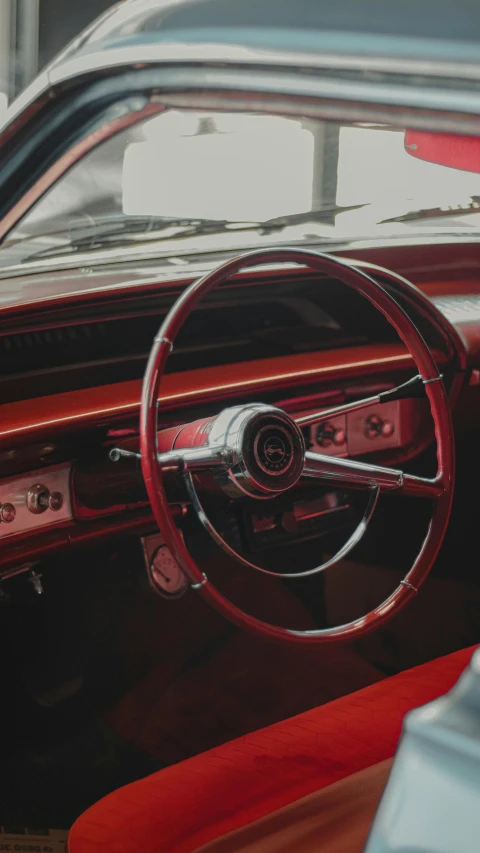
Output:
379,196,480,224
19,204,366,263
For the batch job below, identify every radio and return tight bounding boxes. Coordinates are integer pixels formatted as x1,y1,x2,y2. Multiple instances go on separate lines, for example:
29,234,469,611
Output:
244,490,352,550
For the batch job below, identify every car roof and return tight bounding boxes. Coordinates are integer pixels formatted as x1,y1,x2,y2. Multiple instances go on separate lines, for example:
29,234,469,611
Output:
4,0,480,141
58,0,480,67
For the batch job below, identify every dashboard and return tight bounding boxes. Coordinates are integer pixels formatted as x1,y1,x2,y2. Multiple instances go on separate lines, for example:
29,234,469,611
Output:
0,240,478,575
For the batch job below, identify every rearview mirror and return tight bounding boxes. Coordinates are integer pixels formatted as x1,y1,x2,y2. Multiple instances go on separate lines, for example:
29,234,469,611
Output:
405,130,480,174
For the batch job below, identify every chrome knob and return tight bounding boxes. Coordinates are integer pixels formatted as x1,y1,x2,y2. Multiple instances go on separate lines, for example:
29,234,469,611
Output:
49,491,64,512
317,422,346,448
27,484,50,514
365,414,382,439
365,415,395,439
0,503,16,523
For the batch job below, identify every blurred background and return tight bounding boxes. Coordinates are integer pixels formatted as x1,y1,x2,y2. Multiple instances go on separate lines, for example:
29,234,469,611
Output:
0,0,117,115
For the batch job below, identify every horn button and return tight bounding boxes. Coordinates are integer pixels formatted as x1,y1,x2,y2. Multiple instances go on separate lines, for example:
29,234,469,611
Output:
209,405,305,498
254,424,294,475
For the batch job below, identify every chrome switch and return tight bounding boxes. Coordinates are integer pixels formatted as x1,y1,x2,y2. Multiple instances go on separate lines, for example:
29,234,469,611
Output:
49,491,64,511
364,414,395,440
316,421,346,448
27,484,50,514
0,503,16,523
0,465,71,540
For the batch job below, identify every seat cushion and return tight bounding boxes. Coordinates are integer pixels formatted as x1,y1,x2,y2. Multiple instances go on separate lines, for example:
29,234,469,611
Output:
68,646,475,853
196,759,393,853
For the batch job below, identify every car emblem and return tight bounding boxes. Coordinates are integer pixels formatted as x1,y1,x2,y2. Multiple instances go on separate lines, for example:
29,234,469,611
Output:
254,424,294,475
264,437,287,463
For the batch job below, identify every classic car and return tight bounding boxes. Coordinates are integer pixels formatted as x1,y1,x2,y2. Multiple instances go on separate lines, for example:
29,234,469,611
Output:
1,0,480,850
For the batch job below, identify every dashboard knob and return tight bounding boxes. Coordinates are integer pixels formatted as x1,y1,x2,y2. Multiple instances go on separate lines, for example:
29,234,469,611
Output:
49,491,64,512
332,427,346,446
380,420,395,438
0,503,16,523
317,422,346,448
364,414,382,439
281,511,299,534
27,484,50,514
365,414,396,440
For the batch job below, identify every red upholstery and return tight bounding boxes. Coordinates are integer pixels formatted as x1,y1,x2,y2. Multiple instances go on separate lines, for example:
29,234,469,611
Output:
68,646,475,853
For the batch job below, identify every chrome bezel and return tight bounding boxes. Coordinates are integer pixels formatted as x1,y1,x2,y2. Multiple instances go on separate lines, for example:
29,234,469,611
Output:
206,404,305,499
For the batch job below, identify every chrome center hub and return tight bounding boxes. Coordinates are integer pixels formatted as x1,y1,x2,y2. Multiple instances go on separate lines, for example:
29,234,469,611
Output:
254,424,294,475
209,404,305,498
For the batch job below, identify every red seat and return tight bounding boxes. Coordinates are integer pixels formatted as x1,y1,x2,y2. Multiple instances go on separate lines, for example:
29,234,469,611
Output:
68,646,475,853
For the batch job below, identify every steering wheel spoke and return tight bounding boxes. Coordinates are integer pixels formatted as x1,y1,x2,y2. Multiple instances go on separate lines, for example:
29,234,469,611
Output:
304,450,443,499
295,374,435,428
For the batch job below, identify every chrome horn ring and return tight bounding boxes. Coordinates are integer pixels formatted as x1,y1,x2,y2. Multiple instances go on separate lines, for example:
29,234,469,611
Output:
184,468,380,579
168,401,381,579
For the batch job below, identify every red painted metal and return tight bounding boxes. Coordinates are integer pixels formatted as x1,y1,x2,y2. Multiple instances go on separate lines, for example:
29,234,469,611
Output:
0,238,476,320
405,129,480,173
0,503,186,575
156,416,213,454
0,343,426,448
140,248,455,645
0,509,152,573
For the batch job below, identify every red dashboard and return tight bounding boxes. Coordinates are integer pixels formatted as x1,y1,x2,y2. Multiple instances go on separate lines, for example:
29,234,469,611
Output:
0,240,478,575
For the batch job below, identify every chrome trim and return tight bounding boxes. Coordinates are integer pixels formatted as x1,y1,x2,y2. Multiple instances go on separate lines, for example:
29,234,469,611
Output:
304,450,442,498
191,573,207,590
163,77,480,131
304,450,405,490
203,404,305,498
109,448,142,462
400,580,418,593
296,393,381,427
422,375,443,384
45,43,480,89
0,465,72,539
155,335,174,351
26,483,50,515
185,469,379,579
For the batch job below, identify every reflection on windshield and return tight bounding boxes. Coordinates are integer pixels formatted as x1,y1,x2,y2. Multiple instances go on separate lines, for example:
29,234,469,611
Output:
123,113,315,221
2,110,480,272
336,126,480,229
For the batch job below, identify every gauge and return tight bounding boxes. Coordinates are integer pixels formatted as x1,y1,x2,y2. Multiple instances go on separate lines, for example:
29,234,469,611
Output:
149,543,189,598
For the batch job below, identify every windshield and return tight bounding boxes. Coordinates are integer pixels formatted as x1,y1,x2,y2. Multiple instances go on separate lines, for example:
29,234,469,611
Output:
3,108,480,272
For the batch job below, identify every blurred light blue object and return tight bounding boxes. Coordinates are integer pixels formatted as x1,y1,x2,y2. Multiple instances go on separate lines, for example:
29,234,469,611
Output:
365,647,480,853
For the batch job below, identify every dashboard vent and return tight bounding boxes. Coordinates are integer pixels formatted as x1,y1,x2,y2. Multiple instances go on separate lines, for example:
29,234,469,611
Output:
0,322,110,371
2,322,108,351
0,277,399,403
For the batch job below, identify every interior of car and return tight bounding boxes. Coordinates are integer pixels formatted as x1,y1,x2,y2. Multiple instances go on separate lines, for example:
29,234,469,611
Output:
1,5,480,849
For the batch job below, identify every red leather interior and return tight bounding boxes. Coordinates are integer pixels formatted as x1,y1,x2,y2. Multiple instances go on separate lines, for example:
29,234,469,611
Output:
68,646,475,853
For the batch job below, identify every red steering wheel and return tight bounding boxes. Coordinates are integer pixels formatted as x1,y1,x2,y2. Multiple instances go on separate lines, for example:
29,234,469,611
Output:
139,249,454,645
